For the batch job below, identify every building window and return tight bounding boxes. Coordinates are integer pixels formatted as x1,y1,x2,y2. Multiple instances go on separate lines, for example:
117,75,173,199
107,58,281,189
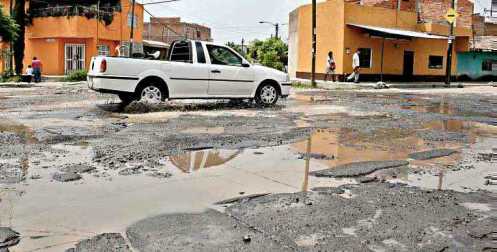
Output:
482,59,497,71
97,45,110,56
428,56,443,69
128,13,138,28
358,48,372,68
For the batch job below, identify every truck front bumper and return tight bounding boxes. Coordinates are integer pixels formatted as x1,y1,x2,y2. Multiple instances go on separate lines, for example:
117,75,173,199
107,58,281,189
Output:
281,82,292,97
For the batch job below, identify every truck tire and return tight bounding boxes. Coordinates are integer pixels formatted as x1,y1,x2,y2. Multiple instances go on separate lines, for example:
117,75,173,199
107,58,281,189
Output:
137,83,166,104
255,83,279,106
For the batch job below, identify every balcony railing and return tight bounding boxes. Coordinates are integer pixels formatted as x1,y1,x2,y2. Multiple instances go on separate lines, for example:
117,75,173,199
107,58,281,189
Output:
28,4,121,26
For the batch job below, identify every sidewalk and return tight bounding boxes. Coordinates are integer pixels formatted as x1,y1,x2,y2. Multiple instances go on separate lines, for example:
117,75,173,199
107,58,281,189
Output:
294,78,496,90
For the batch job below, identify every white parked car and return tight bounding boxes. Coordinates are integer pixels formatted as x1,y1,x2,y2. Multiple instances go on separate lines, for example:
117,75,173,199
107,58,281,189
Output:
87,40,291,106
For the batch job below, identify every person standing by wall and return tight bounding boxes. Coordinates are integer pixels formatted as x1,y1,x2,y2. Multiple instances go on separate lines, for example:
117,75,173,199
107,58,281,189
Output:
31,57,42,83
324,51,336,82
346,49,360,83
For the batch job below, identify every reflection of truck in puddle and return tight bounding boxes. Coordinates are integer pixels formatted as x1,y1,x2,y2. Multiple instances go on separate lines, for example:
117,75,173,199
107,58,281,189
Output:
169,149,242,173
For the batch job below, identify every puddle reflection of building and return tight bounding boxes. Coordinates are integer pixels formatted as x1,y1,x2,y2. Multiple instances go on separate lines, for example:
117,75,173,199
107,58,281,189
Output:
302,137,312,192
292,121,487,185
0,189,23,227
169,150,242,173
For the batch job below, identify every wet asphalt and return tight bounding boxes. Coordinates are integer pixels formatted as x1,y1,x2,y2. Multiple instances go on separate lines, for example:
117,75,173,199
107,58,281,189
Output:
0,82,496,251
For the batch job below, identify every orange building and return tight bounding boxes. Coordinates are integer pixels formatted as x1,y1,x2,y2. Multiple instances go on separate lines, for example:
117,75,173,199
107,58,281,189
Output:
0,0,143,76
288,0,473,82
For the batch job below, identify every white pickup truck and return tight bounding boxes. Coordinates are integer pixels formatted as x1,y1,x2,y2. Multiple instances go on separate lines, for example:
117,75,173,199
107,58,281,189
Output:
87,40,291,106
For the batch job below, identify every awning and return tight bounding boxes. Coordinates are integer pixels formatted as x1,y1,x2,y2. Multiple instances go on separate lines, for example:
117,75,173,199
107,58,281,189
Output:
347,23,447,40
143,40,170,49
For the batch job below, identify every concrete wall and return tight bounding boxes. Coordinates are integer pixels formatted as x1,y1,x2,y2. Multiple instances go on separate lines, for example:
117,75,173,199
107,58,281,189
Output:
287,9,300,79
294,0,346,78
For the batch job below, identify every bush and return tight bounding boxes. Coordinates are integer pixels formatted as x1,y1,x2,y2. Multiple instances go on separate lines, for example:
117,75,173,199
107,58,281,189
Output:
65,70,87,82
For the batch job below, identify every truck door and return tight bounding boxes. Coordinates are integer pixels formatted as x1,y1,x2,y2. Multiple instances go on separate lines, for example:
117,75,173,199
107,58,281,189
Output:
164,41,210,98
205,44,255,96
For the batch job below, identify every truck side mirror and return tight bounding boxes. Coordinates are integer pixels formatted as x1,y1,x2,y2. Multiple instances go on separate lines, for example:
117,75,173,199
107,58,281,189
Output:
242,60,250,68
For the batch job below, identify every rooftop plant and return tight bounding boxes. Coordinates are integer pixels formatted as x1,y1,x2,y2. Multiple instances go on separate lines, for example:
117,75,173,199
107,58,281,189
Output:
28,0,122,26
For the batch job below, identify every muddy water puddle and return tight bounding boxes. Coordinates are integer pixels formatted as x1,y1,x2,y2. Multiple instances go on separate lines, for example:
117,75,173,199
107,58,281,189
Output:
1,91,497,251
1,143,345,251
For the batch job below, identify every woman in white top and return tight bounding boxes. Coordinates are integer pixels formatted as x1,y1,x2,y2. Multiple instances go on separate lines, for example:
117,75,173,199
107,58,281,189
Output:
324,51,336,82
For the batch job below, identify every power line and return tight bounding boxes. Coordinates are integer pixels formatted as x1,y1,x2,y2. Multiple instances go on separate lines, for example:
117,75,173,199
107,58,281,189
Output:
142,0,180,6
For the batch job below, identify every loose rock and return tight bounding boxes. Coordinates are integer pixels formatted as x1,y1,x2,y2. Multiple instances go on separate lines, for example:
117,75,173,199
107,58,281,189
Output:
0,227,20,249
53,172,82,182
310,160,409,178
214,193,270,205
408,149,457,160
65,233,131,252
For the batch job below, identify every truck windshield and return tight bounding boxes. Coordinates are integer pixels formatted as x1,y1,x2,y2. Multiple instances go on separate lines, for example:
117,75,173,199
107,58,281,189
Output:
170,41,192,63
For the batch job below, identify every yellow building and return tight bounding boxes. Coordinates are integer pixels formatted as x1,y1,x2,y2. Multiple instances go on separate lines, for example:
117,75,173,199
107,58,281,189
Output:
288,0,472,81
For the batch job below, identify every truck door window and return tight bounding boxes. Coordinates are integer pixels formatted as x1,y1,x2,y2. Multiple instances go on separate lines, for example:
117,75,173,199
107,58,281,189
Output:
195,42,206,64
206,45,242,66
170,41,192,63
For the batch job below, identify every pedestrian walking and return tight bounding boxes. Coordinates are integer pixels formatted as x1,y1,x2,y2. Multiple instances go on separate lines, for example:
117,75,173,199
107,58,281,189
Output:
32,57,43,83
324,51,336,82
346,49,360,83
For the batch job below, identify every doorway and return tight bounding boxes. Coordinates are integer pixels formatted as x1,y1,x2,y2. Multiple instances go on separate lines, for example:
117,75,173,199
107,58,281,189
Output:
65,44,85,74
403,51,414,80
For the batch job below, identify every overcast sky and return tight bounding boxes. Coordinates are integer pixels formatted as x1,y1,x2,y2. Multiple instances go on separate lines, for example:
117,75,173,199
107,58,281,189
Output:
143,0,487,44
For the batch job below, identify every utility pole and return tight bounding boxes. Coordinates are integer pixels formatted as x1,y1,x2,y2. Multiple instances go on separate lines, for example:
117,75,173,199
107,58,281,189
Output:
129,0,136,57
275,23,279,40
259,21,285,40
241,38,245,54
311,0,317,87
445,0,456,86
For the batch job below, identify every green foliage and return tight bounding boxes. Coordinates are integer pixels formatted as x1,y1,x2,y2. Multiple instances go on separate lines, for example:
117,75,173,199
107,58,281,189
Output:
247,38,288,71
0,4,19,43
292,82,314,89
65,70,87,82
28,3,121,26
0,75,20,83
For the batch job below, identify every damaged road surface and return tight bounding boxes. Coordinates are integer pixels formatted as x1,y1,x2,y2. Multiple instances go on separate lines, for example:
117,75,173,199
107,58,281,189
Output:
0,83,497,251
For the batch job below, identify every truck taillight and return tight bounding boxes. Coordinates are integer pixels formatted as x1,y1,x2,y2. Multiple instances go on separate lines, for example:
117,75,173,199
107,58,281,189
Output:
100,59,107,73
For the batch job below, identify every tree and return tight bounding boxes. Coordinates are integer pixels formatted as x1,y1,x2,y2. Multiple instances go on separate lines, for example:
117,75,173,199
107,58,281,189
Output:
247,38,288,71
12,0,25,75
225,41,246,57
0,4,19,43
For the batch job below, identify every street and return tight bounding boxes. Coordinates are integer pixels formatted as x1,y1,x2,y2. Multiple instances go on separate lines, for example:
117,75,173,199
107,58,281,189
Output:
0,82,496,251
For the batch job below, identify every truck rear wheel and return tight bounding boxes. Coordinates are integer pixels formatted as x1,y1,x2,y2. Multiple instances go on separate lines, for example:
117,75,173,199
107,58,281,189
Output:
255,83,279,106
137,84,166,104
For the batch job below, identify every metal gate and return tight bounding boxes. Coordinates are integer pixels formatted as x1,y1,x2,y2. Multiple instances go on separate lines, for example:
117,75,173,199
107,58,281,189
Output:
64,44,85,74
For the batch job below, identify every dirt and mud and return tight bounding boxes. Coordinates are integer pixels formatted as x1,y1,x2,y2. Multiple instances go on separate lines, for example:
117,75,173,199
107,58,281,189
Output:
0,82,496,251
